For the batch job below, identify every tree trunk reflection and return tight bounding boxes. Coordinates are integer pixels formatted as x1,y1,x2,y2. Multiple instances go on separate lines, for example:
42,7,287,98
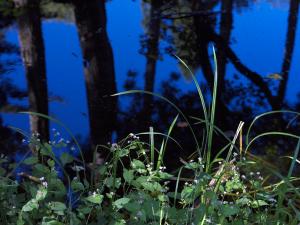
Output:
15,0,49,144
73,0,117,160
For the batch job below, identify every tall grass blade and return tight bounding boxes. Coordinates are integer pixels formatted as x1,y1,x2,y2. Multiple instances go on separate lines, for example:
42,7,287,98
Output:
173,55,209,137
246,110,300,145
206,46,218,172
287,139,300,178
156,115,179,170
136,131,183,150
225,121,244,163
150,127,155,165
245,131,300,154
112,90,200,152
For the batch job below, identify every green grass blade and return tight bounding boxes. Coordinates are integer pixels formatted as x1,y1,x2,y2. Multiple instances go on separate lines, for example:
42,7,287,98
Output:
245,131,300,154
156,114,179,170
112,90,200,153
288,139,300,178
173,55,209,133
173,166,183,206
246,110,300,145
225,121,244,163
206,46,218,172
136,132,183,150
150,127,155,165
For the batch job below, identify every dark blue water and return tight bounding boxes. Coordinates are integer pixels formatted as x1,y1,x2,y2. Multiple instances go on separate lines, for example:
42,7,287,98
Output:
0,0,299,160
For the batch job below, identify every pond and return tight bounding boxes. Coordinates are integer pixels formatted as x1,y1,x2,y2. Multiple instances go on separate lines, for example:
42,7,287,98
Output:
0,0,299,161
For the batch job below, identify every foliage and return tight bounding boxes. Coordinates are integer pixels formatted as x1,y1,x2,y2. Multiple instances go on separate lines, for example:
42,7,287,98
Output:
0,124,299,224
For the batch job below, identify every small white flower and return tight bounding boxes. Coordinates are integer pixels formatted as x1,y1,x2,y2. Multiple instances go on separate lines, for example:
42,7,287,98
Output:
39,177,45,181
71,165,85,172
42,181,48,188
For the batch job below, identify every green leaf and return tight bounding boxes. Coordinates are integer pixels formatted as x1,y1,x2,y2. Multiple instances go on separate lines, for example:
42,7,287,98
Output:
85,194,103,204
113,198,130,210
40,143,54,157
77,205,92,214
118,149,129,157
157,171,173,179
158,194,168,202
124,202,140,212
220,205,239,217
236,197,250,206
23,156,38,165
49,202,67,211
0,167,6,176
71,179,85,192
41,217,64,225
36,188,47,201
123,169,134,183
142,181,162,193
60,152,74,165
106,177,121,189
131,159,145,170
34,164,50,174
133,176,148,188
251,200,269,208
181,186,194,202
22,199,39,212
47,159,55,168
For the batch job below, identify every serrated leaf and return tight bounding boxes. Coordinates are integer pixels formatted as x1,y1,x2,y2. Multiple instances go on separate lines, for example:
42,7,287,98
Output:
36,188,47,201
251,200,269,208
106,177,121,189
123,169,134,183
71,179,85,192
142,181,162,193
220,205,239,217
86,194,103,204
22,199,38,212
49,202,67,211
34,164,50,174
23,156,38,165
60,152,74,165
113,197,130,210
131,159,145,170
